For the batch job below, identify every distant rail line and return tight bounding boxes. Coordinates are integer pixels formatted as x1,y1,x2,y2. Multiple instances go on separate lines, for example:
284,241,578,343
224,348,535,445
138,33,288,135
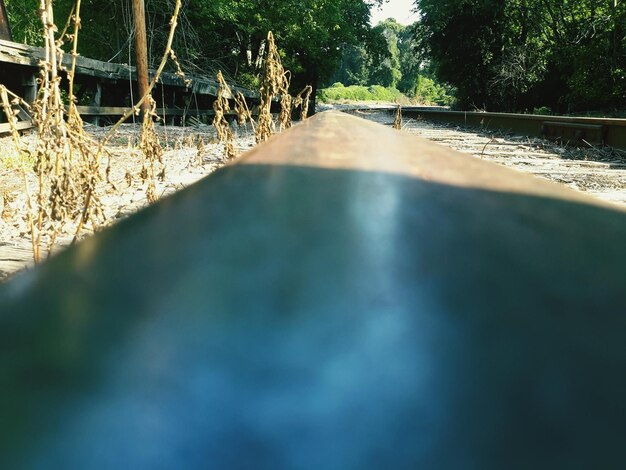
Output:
368,106,626,151
343,106,626,207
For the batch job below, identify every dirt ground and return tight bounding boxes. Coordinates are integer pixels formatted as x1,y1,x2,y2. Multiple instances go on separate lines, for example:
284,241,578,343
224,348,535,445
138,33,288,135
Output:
3,106,626,281
0,120,256,280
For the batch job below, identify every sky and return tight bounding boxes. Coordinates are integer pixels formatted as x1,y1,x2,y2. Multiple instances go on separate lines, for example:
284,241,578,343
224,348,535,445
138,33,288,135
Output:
370,0,417,26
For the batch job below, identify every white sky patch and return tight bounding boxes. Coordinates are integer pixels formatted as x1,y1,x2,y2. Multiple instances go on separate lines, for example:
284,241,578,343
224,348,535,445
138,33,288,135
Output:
370,0,417,26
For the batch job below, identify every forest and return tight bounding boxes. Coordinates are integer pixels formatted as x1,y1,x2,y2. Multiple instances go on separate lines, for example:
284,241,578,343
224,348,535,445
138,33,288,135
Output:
4,0,626,114
416,0,626,114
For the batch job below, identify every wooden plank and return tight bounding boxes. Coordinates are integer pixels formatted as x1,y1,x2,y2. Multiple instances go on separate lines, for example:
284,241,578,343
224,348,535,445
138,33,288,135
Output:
13,104,30,122
0,120,32,132
88,81,102,126
73,105,219,116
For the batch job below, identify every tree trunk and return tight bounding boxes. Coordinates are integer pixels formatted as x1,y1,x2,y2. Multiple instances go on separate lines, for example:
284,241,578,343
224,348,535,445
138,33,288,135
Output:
0,0,12,41
133,0,150,114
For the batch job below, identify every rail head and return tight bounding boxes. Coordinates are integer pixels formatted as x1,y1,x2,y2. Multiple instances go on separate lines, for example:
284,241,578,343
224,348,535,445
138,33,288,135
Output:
1,110,626,467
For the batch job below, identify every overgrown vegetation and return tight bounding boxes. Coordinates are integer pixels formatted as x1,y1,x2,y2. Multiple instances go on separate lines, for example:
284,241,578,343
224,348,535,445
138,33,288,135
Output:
6,0,623,114
2,0,313,267
5,0,383,107
318,83,409,104
317,80,451,106
213,71,237,158
1,0,185,262
393,104,402,129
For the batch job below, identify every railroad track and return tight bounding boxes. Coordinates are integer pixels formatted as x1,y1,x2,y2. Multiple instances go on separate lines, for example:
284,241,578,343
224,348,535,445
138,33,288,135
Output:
1,111,626,467
367,105,626,150
323,104,626,152
342,106,626,207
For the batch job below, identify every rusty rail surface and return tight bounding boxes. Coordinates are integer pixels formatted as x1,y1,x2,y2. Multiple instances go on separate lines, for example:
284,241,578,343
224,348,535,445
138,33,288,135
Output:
1,111,626,468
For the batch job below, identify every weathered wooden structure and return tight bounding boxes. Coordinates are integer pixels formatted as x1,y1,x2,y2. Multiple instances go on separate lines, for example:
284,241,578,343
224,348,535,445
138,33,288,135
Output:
1,111,626,467
0,37,256,131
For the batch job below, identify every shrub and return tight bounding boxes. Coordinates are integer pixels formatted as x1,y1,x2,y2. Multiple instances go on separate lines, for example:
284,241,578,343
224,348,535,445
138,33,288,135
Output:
317,82,409,103
532,106,552,115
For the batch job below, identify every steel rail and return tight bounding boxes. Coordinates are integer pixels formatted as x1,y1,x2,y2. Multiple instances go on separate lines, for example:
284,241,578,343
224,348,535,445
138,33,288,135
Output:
1,111,626,468
374,105,626,150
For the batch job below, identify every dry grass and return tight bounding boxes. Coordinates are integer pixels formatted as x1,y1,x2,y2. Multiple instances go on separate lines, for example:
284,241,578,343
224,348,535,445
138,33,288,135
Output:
139,98,165,203
1,9,311,267
254,32,313,143
393,104,402,130
213,71,237,159
0,0,184,263
294,85,313,121
256,32,286,142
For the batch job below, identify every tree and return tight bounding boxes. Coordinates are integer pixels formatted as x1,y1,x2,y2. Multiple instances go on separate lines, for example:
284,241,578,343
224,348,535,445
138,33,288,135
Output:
330,26,389,86
6,0,383,109
397,23,423,94
370,18,404,88
180,0,383,106
414,0,507,109
332,45,372,86
414,0,626,112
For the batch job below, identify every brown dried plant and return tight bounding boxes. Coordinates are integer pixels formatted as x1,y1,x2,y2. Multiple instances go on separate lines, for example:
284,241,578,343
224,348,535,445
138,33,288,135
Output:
256,31,292,143
22,0,107,261
234,91,255,133
192,135,205,166
254,32,313,140
393,103,402,130
0,86,31,163
213,70,237,159
293,85,313,121
0,86,37,256
278,71,292,131
139,98,165,203
0,0,184,263
0,0,102,262
75,0,184,234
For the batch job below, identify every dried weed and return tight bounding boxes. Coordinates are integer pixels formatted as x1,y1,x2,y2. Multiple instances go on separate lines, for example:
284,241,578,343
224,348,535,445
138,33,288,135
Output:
393,104,402,130
213,71,237,159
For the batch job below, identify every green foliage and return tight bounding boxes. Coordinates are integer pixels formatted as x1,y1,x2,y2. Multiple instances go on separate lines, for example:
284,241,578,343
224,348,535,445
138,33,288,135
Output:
332,45,373,86
414,0,506,109
412,75,454,106
370,19,403,88
5,0,41,45
328,17,453,105
532,106,552,116
5,0,384,103
317,82,408,103
6,0,138,62
236,72,261,91
415,0,626,113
